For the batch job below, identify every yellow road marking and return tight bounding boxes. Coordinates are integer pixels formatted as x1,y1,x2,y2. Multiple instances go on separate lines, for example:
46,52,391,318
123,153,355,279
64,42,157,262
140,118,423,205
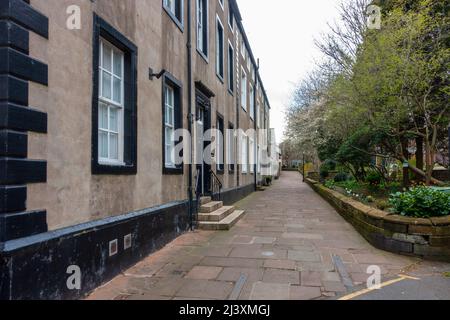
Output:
399,274,420,280
338,275,420,301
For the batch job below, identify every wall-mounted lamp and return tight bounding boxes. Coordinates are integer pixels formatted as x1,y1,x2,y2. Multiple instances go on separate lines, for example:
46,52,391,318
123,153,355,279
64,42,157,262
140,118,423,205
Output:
149,68,167,81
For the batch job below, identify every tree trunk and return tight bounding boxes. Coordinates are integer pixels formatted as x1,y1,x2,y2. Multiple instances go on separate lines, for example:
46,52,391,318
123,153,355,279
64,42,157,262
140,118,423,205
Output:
401,138,410,188
405,161,445,186
415,136,424,171
397,139,444,186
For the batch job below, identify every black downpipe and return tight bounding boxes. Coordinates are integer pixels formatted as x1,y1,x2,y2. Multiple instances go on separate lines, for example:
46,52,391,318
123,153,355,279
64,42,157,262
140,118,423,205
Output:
254,62,259,191
187,0,194,230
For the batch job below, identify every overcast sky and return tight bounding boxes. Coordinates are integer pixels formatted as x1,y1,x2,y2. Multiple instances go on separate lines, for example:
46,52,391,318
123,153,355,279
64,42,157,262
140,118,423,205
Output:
237,0,343,143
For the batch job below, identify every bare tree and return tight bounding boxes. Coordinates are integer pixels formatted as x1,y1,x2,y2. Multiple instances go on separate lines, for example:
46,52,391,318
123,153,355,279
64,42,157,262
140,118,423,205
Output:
315,0,371,75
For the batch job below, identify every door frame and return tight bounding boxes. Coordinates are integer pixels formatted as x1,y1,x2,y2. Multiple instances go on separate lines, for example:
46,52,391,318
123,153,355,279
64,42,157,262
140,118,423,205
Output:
195,88,212,196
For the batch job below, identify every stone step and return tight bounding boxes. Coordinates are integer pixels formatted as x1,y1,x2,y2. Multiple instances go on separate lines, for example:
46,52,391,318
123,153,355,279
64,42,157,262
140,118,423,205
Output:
198,206,236,222
200,201,223,213
199,196,212,205
199,210,246,231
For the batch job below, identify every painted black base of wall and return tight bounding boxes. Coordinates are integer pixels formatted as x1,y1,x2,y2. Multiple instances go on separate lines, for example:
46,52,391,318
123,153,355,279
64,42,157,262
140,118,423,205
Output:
221,184,255,206
0,200,190,300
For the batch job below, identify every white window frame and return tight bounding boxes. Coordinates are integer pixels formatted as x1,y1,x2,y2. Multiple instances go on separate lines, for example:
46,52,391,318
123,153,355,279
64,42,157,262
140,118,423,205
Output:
241,68,247,111
98,38,125,165
218,0,224,10
164,84,176,168
216,117,224,171
196,0,209,60
257,145,261,173
163,0,183,26
227,127,235,170
228,6,234,31
227,40,234,93
249,84,254,120
256,102,260,128
241,133,248,173
216,15,224,80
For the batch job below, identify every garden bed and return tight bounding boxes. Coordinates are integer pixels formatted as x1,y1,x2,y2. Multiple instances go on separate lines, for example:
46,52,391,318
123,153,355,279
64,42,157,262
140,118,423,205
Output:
306,178,450,261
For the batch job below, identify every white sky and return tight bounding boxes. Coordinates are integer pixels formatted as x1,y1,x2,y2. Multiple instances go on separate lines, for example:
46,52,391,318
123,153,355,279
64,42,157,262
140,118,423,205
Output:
237,0,343,143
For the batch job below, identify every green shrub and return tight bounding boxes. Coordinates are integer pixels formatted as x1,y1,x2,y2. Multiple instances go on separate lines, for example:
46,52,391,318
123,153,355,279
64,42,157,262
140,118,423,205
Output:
320,167,329,179
389,187,450,218
322,159,337,171
339,179,359,191
320,159,337,179
334,172,350,182
375,200,389,210
263,176,273,186
324,180,336,189
366,171,383,186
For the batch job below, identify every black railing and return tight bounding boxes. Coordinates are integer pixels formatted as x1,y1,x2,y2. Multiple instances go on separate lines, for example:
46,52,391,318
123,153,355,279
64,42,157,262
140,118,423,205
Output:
194,168,201,227
210,169,223,201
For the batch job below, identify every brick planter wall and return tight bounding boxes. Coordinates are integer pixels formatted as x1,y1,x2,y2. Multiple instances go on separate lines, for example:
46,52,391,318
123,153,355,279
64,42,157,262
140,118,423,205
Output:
305,178,450,262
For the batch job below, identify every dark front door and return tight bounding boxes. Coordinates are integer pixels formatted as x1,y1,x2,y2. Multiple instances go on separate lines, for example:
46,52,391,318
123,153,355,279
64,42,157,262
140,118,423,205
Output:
195,92,211,196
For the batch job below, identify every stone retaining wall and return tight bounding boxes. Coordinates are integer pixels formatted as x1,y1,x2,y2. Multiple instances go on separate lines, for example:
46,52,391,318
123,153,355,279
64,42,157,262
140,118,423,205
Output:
305,178,450,261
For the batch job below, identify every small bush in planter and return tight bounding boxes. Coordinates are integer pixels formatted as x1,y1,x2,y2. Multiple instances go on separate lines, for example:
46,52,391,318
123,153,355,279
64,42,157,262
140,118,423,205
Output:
320,159,338,179
375,200,389,210
322,159,337,171
389,187,450,218
324,180,336,189
366,171,383,186
320,167,329,179
334,172,349,182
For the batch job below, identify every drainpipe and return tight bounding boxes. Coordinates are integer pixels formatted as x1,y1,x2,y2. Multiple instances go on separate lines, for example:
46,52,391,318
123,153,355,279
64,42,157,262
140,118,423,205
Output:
254,60,259,191
236,71,240,188
187,0,194,230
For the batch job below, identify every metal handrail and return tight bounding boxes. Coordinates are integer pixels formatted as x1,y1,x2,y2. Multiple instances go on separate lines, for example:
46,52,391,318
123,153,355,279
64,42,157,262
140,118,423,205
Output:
193,168,201,227
210,169,223,201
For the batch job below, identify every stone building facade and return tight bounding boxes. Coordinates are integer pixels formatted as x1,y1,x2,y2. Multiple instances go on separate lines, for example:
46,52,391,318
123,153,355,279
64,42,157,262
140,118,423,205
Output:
0,0,271,299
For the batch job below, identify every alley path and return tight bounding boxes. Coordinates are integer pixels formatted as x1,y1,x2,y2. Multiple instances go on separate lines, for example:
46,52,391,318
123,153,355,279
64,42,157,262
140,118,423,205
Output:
88,172,448,300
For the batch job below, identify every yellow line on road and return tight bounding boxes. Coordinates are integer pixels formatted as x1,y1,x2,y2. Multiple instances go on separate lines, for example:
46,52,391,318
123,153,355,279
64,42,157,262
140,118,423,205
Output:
338,275,420,301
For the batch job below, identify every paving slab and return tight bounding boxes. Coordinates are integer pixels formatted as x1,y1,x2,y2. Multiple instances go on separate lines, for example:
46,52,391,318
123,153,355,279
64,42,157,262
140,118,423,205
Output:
87,172,428,300
289,286,322,300
249,282,290,300
185,266,223,280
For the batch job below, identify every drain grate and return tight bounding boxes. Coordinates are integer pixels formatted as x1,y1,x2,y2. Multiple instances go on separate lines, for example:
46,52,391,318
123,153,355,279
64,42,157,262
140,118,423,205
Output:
228,274,248,300
332,254,354,291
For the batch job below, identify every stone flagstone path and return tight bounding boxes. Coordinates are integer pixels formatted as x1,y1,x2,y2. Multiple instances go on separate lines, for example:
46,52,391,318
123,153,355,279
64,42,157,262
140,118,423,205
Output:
88,171,420,300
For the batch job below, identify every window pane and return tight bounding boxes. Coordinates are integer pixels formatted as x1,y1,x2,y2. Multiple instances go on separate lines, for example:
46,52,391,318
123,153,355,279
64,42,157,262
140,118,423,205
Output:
113,51,122,77
166,145,173,165
165,126,174,165
102,71,112,100
99,131,108,158
109,133,119,160
168,87,174,106
102,44,112,71
164,87,169,105
99,102,108,129
109,107,118,132
168,107,174,125
165,127,174,144
113,77,121,103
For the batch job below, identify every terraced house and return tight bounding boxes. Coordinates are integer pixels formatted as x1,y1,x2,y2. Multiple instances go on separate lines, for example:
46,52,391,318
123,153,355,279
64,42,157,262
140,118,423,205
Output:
0,0,272,299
